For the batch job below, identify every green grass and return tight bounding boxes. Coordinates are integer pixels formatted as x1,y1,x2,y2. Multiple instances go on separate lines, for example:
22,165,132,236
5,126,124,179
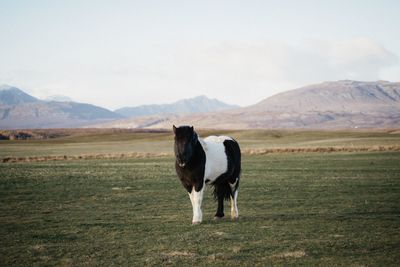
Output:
1,152,399,266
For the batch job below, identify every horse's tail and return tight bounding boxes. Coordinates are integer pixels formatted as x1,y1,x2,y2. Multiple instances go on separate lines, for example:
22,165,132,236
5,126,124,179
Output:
213,182,232,201
213,138,241,200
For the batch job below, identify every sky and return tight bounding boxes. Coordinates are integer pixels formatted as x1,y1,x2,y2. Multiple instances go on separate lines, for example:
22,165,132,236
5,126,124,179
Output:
1,0,400,109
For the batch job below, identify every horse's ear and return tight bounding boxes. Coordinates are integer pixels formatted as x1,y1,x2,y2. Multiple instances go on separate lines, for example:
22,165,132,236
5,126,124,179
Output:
190,126,194,132
173,125,177,134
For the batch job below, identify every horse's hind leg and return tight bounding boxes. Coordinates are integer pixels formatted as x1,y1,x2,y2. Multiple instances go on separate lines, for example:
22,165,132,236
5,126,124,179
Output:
214,194,224,219
230,190,239,220
230,178,239,220
214,182,227,219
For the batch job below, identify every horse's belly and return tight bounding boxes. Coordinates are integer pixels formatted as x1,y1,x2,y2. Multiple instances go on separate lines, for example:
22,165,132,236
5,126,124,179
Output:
203,140,228,183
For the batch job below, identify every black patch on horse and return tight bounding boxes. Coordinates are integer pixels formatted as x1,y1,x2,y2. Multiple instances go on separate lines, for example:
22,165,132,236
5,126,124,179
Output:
174,125,206,192
211,139,241,217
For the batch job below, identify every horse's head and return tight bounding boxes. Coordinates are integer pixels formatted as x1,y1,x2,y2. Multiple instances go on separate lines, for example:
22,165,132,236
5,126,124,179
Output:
173,125,198,168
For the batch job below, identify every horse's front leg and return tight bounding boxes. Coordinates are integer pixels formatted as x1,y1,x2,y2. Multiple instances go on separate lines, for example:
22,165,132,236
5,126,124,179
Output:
189,186,204,224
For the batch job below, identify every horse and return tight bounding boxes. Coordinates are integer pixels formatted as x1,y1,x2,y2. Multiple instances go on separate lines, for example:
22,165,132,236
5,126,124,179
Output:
173,125,241,224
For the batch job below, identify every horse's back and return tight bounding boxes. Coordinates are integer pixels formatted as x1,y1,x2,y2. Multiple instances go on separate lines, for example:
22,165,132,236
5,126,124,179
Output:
203,135,232,143
201,135,241,183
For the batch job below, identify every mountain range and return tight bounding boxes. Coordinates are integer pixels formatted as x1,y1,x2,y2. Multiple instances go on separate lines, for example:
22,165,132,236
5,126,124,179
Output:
0,85,123,129
1,80,399,130
93,80,400,129
0,85,237,129
115,95,238,118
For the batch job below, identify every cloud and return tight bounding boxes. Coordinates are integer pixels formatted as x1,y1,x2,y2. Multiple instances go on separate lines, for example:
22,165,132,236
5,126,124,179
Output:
156,38,399,105
172,38,398,83
1,38,398,108
326,38,399,79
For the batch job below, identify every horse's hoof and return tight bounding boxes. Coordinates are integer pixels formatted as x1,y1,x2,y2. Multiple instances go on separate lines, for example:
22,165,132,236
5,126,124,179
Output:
214,216,224,221
192,221,201,225
231,216,239,221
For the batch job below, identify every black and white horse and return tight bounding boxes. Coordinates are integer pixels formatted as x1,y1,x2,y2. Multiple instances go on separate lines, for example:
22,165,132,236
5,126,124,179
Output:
173,125,241,224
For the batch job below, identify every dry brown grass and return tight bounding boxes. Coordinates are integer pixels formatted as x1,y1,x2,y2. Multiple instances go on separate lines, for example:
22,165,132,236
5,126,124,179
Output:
161,251,196,257
243,145,400,155
2,145,400,163
269,250,307,259
1,152,170,163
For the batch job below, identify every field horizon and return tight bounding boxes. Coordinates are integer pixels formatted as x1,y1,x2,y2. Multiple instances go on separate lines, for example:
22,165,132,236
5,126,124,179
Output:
1,128,400,162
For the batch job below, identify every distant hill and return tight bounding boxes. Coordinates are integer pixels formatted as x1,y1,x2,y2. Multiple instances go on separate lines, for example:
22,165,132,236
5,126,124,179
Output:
0,85,39,105
0,85,123,129
115,95,239,118
106,80,400,129
3,81,400,130
45,95,74,102
236,80,400,129
250,80,400,113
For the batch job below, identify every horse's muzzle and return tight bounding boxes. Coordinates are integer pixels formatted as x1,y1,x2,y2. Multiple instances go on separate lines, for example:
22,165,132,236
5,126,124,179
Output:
176,156,187,168
178,162,186,168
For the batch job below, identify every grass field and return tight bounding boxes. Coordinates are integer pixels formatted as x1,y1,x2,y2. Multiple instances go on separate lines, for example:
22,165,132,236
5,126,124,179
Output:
1,149,400,266
1,129,400,160
1,129,400,266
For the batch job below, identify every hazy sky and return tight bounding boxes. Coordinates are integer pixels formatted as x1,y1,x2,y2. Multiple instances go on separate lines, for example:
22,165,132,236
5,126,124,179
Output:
1,0,399,109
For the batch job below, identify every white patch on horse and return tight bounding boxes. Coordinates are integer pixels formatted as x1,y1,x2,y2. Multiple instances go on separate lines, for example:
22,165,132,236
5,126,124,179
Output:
189,187,204,224
230,190,239,220
201,136,231,183
229,178,238,192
